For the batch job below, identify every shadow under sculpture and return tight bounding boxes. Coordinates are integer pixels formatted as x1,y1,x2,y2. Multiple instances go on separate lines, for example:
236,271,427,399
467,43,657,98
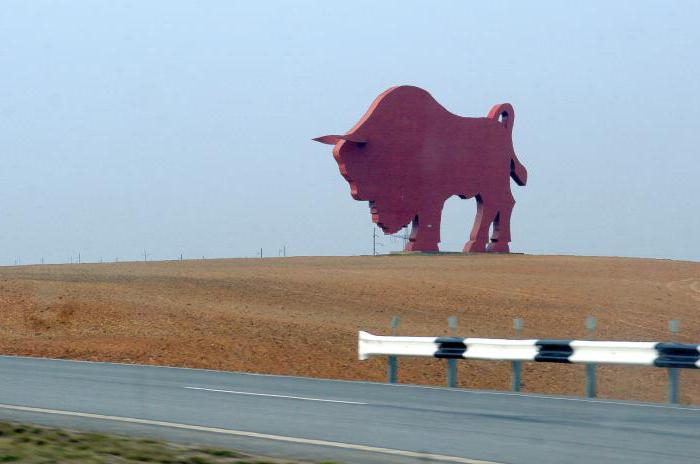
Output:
314,85,528,253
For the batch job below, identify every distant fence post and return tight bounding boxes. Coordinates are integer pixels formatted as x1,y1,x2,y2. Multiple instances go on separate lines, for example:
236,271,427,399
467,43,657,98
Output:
512,318,523,392
447,316,458,388
387,316,400,384
585,316,597,398
668,319,680,404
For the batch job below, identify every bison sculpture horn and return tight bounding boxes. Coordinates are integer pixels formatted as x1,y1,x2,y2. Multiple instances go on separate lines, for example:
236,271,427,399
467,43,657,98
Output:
314,85,528,253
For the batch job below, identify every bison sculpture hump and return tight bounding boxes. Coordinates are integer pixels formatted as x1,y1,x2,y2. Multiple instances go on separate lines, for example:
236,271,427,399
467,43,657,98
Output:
314,85,527,253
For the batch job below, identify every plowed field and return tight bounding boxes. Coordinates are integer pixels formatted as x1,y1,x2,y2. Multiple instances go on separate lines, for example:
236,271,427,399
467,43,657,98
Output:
0,255,698,403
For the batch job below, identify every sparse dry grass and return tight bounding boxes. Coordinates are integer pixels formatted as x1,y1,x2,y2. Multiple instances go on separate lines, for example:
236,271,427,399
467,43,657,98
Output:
0,421,338,463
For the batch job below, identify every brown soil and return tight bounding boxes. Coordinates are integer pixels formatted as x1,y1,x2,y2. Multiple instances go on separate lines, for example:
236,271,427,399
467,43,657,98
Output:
0,255,698,404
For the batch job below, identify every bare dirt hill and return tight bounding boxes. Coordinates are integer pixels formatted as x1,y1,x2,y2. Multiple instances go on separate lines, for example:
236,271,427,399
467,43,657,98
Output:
0,255,698,404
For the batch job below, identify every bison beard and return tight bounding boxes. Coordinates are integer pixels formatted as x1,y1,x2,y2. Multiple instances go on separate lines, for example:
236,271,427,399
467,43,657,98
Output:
314,85,527,253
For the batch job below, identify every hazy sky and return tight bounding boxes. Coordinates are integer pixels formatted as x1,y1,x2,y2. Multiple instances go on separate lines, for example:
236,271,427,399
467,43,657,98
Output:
1,1,698,263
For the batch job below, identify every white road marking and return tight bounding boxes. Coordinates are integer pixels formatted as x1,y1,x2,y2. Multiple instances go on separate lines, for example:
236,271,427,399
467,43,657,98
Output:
0,403,501,464
185,386,368,405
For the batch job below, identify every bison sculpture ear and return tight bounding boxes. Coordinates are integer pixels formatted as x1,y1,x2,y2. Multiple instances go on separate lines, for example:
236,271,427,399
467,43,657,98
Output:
312,134,367,145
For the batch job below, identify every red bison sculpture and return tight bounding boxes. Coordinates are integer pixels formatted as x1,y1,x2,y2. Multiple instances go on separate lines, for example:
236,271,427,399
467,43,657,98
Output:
314,85,527,253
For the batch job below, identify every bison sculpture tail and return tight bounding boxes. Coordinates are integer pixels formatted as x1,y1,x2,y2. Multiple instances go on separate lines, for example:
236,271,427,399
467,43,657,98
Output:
487,103,527,187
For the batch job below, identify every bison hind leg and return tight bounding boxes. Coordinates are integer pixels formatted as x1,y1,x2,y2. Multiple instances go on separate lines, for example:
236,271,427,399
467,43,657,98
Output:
486,238,510,253
463,196,497,253
486,200,515,253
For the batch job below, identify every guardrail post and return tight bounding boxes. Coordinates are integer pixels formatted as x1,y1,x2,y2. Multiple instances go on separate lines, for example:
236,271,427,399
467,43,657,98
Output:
668,319,680,404
447,316,458,388
585,364,596,398
447,359,457,388
387,355,398,384
668,367,679,404
387,316,400,384
585,316,597,398
512,318,523,392
511,362,521,392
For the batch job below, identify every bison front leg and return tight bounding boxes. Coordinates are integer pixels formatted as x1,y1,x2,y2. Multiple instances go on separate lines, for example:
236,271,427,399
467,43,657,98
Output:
463,196,498,253
405,206,443,253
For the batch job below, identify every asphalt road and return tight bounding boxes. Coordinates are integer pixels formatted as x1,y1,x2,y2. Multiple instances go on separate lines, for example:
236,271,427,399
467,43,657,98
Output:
0,356,698,463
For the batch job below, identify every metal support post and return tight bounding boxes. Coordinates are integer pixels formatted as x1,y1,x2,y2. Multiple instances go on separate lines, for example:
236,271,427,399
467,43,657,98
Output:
447,316,458,388
585,363,597,398
668,319,680,404
668,367,679,404
387,315,401,384
512,361,521,392
585,316,597,398
387,356,398,384
512,318,524,392
447,359,457,388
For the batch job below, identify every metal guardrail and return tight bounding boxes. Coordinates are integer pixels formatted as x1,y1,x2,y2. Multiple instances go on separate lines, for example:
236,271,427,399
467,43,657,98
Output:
358,331,700,403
